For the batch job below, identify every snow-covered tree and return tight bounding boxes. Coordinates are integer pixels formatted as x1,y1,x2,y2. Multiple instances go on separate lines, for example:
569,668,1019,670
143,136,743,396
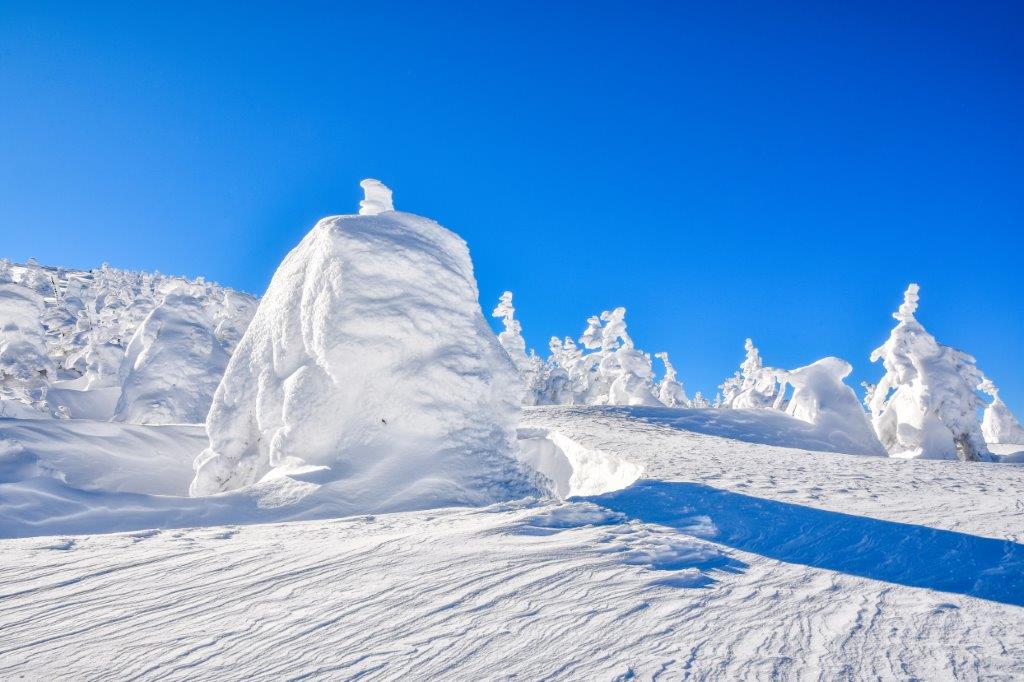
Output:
868,283,991,461
491,291,530,371
719,338,780,409
491,291,550,405
979,380,1024,445
584,308,661,407
655,351,688,407
691,392,711,408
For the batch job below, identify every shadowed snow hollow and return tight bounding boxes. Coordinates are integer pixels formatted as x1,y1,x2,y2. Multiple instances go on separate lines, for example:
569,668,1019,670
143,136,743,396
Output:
191,181,540,512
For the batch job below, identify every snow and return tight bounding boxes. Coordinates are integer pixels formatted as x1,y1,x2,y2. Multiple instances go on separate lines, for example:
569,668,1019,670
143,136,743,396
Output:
191,181,540,513
0,417,202,496
1,405,1022,679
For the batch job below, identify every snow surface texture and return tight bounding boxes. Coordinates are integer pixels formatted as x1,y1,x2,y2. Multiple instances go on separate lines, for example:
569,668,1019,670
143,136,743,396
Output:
1,406,1022,679
0,258,256,423
869,284,992,461
191,182,540,514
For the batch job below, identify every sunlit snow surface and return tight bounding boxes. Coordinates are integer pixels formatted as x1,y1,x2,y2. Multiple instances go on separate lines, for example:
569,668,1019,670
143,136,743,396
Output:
1,406,1023,679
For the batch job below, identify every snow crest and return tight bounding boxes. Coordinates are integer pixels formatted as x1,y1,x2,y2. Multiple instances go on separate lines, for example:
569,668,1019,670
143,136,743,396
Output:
191,182,540,511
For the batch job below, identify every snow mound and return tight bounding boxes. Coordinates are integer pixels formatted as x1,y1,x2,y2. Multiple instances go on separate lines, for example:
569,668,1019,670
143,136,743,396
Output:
776,357,886,456
113,290,230,425
191,180,541,512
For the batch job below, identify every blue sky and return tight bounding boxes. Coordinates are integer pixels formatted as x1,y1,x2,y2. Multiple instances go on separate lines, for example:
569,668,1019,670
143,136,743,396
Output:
2,1,1022,412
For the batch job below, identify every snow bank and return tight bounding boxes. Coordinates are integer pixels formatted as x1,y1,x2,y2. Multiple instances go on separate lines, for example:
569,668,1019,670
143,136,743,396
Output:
191,181,540,512
113,290,230,425
517,427,643,498
776,357,886,456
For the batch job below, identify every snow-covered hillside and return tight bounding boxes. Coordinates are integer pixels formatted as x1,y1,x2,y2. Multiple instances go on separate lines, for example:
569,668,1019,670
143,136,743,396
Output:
1,180,1021,679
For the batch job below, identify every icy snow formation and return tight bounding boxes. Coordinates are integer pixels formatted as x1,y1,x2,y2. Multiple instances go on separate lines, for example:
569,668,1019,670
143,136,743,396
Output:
775,357,886,456
979,380,1024,445
358,178,394,215
191,181,540,511
113,290,230,425
868,284,992,461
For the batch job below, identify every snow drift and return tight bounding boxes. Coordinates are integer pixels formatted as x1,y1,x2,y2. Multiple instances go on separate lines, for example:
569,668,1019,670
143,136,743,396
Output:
191,180,540,511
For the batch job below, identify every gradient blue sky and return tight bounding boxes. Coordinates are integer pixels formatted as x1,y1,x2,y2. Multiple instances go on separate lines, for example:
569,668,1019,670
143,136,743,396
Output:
2,1,1022,411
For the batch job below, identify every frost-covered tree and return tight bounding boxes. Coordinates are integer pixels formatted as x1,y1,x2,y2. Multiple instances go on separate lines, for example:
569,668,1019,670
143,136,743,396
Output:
491,291,530,371
655,352,688,407
868,284,991,461
0,261,55,415
491,291,548,405
978,380,1024,445
691,392,711,409
537,337,573,405
719,338,780,409
586,308,660,407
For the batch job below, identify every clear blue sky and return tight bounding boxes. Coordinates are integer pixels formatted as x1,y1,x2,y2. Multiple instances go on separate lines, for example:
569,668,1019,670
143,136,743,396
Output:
2,1,1022,412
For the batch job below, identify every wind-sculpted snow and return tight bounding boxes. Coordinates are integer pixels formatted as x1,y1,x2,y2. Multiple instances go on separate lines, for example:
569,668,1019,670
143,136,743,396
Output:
191,190,539,512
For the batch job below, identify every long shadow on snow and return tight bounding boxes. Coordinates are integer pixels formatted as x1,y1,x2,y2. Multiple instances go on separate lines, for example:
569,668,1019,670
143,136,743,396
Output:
586,480,1024,607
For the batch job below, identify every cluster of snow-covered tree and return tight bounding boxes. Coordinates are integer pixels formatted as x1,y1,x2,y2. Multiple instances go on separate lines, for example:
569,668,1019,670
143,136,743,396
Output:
492,284,1024,461
0,258,256,423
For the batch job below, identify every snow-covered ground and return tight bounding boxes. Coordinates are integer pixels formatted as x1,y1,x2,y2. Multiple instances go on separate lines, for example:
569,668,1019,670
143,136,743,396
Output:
2,406,1022,680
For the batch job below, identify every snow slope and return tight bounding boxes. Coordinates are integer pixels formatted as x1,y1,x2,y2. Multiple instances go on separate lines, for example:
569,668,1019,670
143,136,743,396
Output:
1,406,1022,679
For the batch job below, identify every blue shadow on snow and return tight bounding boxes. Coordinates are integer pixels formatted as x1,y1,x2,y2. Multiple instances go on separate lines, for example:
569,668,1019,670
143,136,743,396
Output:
586,481,1024,607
